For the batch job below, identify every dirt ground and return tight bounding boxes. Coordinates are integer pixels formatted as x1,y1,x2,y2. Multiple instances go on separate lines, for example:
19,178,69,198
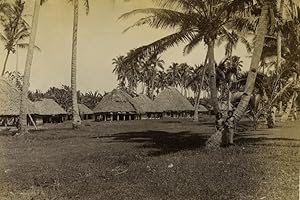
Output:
0,116,299,200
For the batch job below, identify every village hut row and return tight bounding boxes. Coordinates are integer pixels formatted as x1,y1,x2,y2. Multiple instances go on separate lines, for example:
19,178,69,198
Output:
0,78,93,127
93,87,196,121
1,77,209,126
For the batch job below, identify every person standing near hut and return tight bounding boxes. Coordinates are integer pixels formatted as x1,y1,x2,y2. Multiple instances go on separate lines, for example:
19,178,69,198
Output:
225,110,235,145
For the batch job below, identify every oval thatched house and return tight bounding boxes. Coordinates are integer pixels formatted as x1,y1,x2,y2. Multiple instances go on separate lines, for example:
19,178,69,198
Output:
33,99,67,125
78,104,94,120
133,94,162,119
0,78,36,127
153,87,194,118
93,89,142,121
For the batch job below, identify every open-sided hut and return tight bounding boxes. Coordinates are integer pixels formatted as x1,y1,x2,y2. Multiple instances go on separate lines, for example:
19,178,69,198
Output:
33,99,67,125
133,94,162,119
198,104,209,114
78,104,94,120
93,89,142,121
153,87,194,118
0,78,36,127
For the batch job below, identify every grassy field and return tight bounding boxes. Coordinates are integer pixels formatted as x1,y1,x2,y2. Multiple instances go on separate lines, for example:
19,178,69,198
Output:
0,116,299,200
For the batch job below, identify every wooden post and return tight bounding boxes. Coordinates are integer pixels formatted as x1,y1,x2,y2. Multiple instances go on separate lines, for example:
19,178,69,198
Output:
117,114,120,121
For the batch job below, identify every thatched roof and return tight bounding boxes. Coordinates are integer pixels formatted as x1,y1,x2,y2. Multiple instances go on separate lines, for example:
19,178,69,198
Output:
208,101,233,111
153,87,194,112
198,104,209,112
93,89,142,113
133,94,161,113
34,99,67,116
0,78,36,116
78,104,94,115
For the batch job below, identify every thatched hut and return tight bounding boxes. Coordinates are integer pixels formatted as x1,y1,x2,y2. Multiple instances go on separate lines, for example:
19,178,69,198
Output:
0,78,36,127
33,99,67,125
198,104,209,114
78,104,94,120
93,89,142,121
153,87,194,118
133,94,162,119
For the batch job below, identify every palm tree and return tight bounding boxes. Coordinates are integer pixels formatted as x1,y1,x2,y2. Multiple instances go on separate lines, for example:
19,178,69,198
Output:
232,1,273,124
120,0,254,114
178,63,192,97
80,91,103,109
69,0,89,128
166,62,180,87
19,0,42,134
0,0,30,76
187,64,209,121
143,56,164,99
112,55,127,89
154,70,167,94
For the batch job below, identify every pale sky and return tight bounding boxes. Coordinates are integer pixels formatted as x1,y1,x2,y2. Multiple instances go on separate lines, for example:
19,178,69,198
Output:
0,0,252,93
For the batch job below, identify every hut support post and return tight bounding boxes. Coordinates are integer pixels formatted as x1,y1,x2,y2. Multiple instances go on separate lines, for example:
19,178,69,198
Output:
28,114,37,130
117,114,120,121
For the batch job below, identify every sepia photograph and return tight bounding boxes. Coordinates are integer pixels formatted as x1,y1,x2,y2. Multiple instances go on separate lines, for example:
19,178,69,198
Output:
0,0,299,199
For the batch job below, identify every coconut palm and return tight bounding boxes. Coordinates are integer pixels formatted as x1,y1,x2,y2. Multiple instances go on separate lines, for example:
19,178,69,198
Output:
112,55,127,89
166,62,180,87
80,91,103,109
69,0,89,128
187,64,209,121
19,0,42,134
120,0,256,114
232,0,300,119
0,0,29,76
143,56,164,99
178,63,192,97
154,70,167,94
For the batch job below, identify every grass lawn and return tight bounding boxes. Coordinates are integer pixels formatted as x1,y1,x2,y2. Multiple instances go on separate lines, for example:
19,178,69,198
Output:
0,116,299,200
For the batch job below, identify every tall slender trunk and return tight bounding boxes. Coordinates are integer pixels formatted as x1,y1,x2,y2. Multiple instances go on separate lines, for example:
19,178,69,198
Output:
193,52,208,121
15,44,19,86
205,3,269,148
281,91,297,122
1,50,11,76
277,0,284,113
233,3,269,122
207,40,219,114
228,46,233,111
71,0,81,128
19,0,40,134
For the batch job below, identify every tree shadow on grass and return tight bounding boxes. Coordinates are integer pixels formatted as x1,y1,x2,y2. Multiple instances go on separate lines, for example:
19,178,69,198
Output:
109,131,210,156
235,137,300,147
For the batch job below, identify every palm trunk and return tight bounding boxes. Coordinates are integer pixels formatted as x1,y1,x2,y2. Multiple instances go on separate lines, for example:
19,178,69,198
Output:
228,48,233,111
71,0,81,128
193,52,208,121
232,3,269,122
193,88,200,121
1,50,11,76
207,40,219,114
19,0,40,134
292,94,298,121
205,3,269,148
281,91,297,122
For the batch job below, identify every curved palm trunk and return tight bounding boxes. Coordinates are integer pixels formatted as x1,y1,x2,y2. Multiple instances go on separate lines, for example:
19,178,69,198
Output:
1,50,11,76
71,0,82,128
206,3,269,148
193,52,208,121
281,91,297,122
233,4,269,122
277,0,284,114
19,0,40,134
207,40,219,114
